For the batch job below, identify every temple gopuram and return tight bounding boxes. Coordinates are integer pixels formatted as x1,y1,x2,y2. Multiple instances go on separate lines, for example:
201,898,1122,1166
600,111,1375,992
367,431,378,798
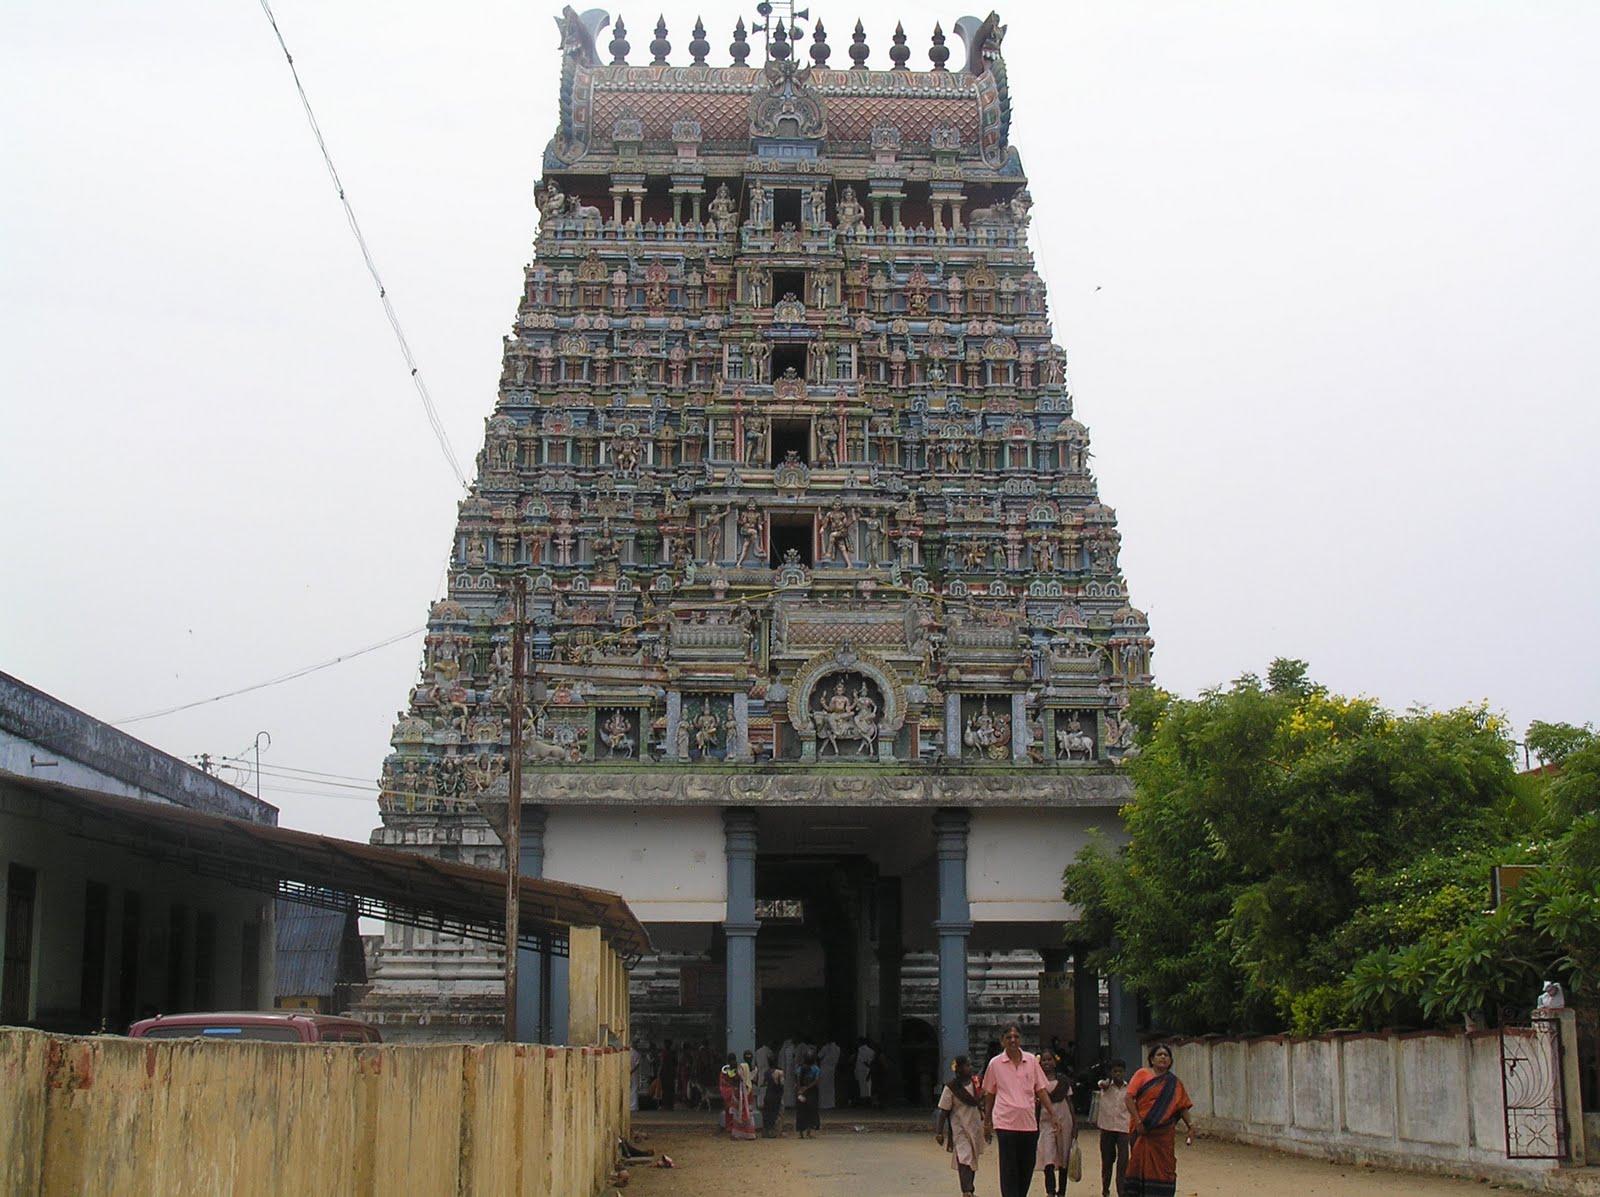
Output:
360,6,1152,1094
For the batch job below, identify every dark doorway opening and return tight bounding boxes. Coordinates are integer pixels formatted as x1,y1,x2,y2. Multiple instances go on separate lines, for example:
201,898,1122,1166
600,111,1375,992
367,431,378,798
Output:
772,270,806,305
117,890,142,1029
772,342,806,380
3,865,38,1024
79,881,109,1026
769,512,815,568
755,856,863,1061
771,417,812,465
773,188,802,229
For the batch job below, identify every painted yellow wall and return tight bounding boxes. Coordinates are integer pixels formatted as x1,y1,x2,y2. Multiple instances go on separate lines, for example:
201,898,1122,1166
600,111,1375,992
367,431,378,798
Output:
0,1029,629,1197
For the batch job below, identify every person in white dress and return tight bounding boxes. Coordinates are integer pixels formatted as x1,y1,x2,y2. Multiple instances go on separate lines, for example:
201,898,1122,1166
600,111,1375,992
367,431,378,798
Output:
936,1055,987,1197
818,1038,841,1109
853,1037,877,1106
1034,1049,1077,1197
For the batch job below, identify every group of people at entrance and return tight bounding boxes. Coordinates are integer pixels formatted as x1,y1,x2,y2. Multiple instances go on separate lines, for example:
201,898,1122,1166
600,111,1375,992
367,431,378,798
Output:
713,1034,878,1141
936,1029,1195,1197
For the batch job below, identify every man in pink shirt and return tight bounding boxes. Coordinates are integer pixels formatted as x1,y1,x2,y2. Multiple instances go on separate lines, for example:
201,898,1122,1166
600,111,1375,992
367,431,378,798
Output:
982,1022,1063,1197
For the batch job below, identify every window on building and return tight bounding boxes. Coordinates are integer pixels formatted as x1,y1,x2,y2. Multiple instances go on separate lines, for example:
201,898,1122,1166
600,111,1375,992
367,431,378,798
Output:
773,187,802,228
769,512,814,567
193,911,217,1010
770,418,812,466
79,882,109,1026
772,269,806,304
117,890,142,1028
240,920,261,1009
3,865,38,1024
165,904,189,1013
772,342,806,380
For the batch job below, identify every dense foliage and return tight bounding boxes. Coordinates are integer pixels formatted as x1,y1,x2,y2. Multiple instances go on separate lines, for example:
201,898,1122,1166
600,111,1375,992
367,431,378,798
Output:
1064,664,1599,1034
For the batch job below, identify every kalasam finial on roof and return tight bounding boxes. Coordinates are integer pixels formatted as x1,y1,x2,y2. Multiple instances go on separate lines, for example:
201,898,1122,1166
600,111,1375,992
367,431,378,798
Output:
849,19,869,69
649,14,671,65
689,15,710,64
608,15,630,64
810,19,830,68
730,16,751,65
889,21,910,70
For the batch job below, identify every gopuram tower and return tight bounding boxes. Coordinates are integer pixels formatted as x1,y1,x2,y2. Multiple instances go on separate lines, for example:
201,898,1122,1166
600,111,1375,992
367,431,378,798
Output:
362,7,1154,1091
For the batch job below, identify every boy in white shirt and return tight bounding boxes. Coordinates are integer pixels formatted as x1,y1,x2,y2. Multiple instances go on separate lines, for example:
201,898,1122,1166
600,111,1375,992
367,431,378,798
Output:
1095,1058,1132,1197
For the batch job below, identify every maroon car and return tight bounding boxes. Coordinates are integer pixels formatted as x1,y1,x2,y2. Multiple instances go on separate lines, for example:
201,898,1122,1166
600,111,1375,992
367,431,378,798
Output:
129,1011,381,1044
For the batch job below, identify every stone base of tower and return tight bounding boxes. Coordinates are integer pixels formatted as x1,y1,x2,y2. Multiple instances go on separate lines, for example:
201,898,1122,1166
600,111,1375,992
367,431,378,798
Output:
350,811,511,1043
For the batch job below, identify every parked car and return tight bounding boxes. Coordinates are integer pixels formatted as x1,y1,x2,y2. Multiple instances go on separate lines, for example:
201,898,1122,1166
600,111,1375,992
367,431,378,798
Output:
128,1011,381,1044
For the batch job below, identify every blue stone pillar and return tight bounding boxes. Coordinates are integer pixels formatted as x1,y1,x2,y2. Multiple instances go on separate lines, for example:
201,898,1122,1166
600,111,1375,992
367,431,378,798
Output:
724,807,759,1057
1107,973,1141,1068
933,808,972,1076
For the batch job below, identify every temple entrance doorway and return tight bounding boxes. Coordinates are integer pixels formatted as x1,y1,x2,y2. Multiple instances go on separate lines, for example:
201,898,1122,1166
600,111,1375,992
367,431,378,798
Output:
754,855,868,1053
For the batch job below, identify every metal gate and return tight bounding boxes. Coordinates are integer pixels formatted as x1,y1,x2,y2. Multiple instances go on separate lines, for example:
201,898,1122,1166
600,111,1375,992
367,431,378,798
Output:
1501,1007,1568,1159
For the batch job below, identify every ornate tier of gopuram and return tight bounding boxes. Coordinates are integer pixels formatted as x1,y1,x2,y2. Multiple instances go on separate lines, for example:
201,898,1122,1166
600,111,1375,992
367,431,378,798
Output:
360,6,1153,1090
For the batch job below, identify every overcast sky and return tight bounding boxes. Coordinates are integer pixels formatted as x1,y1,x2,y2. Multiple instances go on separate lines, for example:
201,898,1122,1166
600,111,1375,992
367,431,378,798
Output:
3,1,1596,842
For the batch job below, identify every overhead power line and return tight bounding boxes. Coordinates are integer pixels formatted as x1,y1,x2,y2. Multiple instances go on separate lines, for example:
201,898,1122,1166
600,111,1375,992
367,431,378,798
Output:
257,0,468,490
112,626,424,725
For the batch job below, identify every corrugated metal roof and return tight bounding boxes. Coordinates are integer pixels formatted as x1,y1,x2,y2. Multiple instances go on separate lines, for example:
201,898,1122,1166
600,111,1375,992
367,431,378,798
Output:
274,899,355,996
2,771,651,958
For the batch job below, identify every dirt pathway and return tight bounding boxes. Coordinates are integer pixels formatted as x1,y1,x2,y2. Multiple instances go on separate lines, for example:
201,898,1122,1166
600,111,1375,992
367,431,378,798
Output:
619,1125,1527,1197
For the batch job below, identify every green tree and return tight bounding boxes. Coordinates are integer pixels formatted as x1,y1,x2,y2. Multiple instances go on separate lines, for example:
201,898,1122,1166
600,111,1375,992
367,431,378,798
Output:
1064,661,1522,1034
1525,719,1596,767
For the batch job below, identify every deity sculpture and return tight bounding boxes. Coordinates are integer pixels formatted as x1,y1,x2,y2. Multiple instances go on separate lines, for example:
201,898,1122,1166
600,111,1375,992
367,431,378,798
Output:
1056,714,1095,761
835,185,865,232
692,701,722,758
725,501,761,567
818,500,859,567
600,709,635,758
538,179,566,222
708,182,737,232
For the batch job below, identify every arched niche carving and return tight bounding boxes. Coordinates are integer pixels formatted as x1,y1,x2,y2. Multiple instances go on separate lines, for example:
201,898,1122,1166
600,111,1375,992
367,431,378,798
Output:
787,644,907,740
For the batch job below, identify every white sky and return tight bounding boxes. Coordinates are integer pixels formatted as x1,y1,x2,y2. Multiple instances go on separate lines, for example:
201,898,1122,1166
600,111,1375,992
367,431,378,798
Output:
3,1,1596,842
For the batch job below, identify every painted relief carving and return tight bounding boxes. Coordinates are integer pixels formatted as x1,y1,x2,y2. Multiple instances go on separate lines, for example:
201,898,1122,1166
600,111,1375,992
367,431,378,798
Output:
383,15,1155,815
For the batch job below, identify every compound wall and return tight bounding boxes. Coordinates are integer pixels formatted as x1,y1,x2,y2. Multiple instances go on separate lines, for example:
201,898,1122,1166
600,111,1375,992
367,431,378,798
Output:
0,1029,629,1197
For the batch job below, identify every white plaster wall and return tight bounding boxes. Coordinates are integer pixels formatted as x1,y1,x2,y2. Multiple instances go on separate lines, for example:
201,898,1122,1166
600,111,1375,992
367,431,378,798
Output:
1212,1041,1248,1121
1291,1038,1335,1132
1341,1036,1396,1138
543,807,727,922
1468,1032,1509,1151
966,808,1123,922
1174,1030,1557,1182
0,806,272,1025
1172,1041,1213,1117
1399,1035,1469,1146
1247,1038,1291,1126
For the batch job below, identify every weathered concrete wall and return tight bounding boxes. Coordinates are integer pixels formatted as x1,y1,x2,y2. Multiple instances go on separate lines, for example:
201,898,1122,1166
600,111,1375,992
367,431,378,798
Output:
0,1029,629,1197
0,802,274,1030
1171,1026,1575,1186
0,671,273,823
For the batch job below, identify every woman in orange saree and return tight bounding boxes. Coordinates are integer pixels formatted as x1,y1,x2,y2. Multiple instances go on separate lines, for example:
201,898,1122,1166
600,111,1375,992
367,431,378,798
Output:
1124,1044,1195,1197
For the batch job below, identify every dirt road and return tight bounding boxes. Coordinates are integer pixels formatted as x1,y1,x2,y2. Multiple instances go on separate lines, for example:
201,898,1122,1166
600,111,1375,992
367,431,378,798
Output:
619,1125,1521,1197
